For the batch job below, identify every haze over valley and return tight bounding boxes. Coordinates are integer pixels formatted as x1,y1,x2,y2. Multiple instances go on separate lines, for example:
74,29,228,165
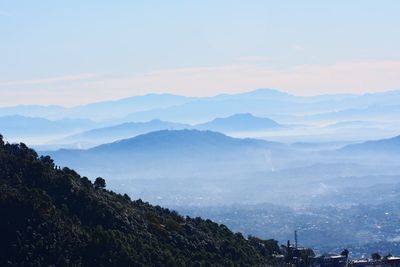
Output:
2,2,400,264
1,88,399,255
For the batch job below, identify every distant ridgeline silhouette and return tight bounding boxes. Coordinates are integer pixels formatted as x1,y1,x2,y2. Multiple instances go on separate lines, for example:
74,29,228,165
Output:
341,135,400,154
0,134,280,266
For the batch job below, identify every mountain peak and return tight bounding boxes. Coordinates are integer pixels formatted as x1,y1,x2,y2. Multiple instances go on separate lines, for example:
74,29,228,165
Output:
96,129,231,150
197,113,281,132
249,88,291,95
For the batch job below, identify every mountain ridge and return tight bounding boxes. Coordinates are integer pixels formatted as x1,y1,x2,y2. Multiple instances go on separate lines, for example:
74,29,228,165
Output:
45,130,285,181
196,113,282,132
341,135,400,154
3,89,400,122
53,114,283,148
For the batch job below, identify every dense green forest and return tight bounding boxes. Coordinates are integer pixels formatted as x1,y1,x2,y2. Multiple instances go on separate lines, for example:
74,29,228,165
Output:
0,134,279,266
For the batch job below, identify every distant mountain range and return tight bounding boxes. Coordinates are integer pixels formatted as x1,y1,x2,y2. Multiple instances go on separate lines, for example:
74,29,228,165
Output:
0,115,97,139
324,121,378,129
2,89,400,123
196,113,282,132
69,93,195,121
304,105,400,122
120,89,400,123
56,119,191,147
2,88,400,147
342,135,400,154
41,130,400,206
0,93,195,121
0,105,65,120
52,113,283,148
45,130,285,179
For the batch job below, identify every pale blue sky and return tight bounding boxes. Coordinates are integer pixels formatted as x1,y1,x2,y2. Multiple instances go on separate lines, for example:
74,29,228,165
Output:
1,1,400,106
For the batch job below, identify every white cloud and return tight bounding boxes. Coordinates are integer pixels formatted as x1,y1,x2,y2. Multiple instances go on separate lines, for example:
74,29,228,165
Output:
0,73,101,86
236,56,273,62
82,60,400,97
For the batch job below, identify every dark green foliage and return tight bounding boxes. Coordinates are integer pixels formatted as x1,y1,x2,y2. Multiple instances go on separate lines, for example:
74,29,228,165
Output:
371,253,382,260
0,135,279,266
94,177,106,189
341,249,349,258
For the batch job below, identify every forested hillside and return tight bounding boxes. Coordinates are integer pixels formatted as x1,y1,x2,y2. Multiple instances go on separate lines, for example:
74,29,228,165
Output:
0,134,279,266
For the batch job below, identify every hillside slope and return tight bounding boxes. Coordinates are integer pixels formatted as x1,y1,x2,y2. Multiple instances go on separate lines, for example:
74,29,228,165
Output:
0,134,279,266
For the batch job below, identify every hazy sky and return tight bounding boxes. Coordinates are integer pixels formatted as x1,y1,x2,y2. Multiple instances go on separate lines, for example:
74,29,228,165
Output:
1,1,400,106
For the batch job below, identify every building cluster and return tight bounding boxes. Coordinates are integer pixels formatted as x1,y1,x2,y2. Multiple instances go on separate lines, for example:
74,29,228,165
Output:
275,244,400,267
348,257,400,267
272,233,400,267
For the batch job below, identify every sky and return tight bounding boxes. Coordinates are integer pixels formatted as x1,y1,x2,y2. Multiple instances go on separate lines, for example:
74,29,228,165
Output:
1,0,400,106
